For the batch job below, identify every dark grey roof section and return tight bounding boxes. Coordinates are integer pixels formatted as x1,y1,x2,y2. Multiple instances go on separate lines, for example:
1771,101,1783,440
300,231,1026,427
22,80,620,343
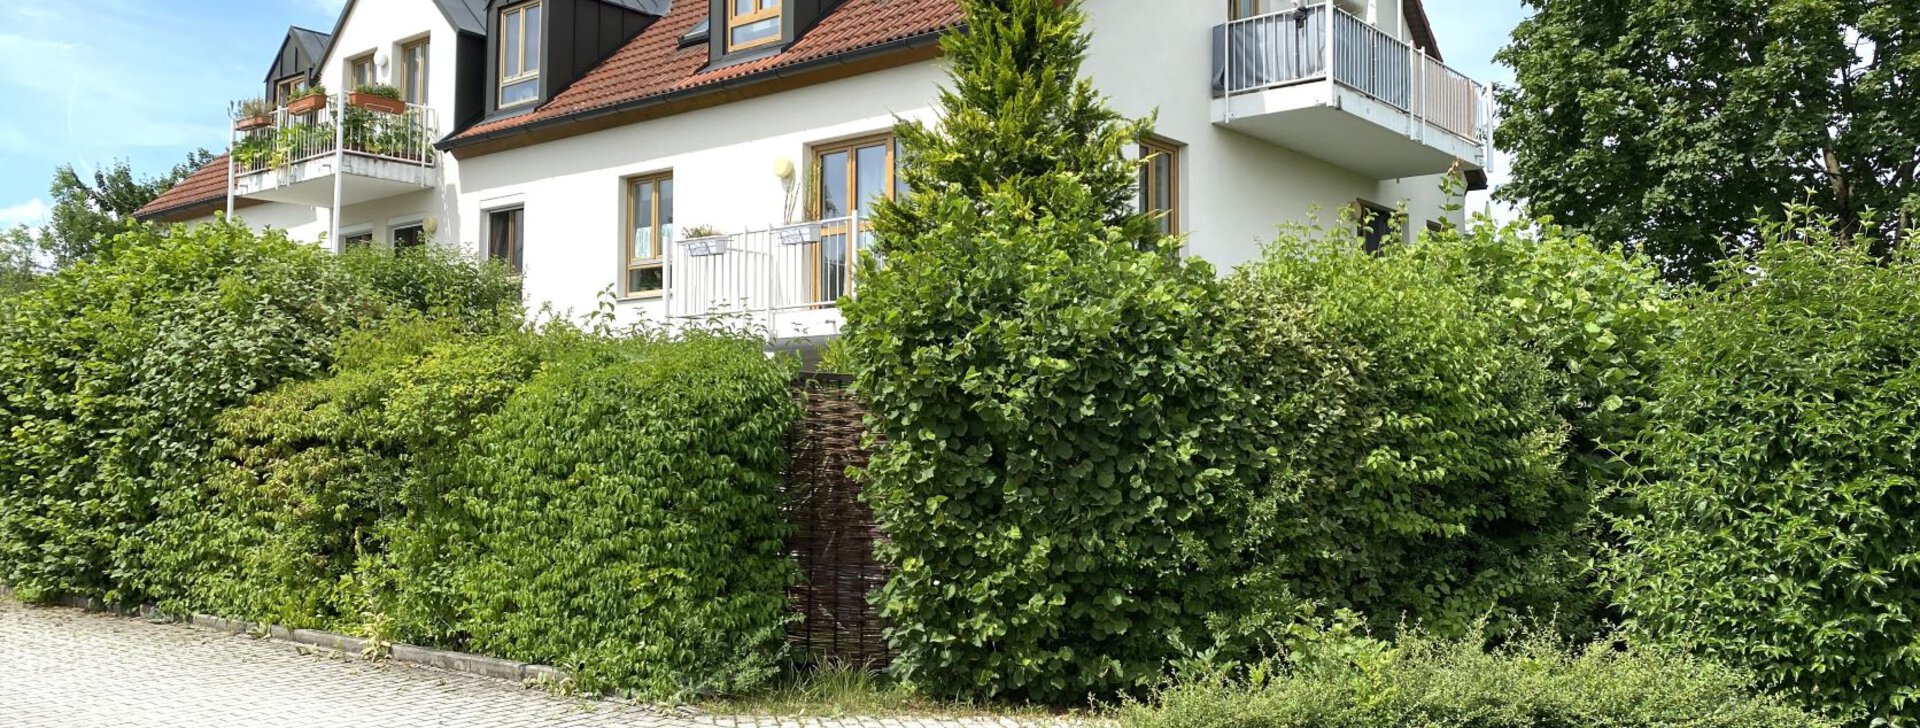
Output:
435,0,489,35
288,27,332,61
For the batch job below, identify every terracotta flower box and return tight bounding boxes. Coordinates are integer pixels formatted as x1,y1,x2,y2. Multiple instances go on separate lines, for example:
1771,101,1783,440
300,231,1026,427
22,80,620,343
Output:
287,94,328,116
348,92,407,115
233,114,274,132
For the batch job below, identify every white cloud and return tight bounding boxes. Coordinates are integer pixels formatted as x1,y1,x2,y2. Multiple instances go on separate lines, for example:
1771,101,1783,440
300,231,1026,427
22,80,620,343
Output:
0,199,50,228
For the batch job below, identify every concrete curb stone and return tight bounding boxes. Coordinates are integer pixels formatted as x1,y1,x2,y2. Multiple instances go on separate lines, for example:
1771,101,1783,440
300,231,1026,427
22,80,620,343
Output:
391,644,529,682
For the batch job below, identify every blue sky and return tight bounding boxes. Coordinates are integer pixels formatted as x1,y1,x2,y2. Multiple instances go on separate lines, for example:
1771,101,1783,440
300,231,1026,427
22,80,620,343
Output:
0,0,1528,228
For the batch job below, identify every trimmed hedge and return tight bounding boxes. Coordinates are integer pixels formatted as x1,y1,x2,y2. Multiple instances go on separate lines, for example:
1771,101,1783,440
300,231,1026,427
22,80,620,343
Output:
1119,627,1835,728
436,334,800,697
1613,212,1920,725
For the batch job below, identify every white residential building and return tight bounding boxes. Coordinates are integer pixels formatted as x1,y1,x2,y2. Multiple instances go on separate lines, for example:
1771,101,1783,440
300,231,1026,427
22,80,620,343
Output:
138,0,1491,344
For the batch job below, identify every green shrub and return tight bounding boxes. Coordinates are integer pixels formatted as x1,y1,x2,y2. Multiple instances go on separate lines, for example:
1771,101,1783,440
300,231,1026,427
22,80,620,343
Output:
145,317,559,630
1612,211,1920,725
1120,625,1834,728
338,244,521,327
0,221,520,605
0,222,368,603
844,0,1239,703
1410,220,1676,634
1211,223,1582,643
437,333,799,698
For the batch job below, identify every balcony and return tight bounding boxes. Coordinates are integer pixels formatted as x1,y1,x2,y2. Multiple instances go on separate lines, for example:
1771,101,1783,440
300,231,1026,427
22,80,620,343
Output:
1211,6,1489,179
228,92,440,209
665,212,871,339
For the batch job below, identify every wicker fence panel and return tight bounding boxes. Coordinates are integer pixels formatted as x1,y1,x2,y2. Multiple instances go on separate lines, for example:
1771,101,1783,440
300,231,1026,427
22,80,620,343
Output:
782,374,891,667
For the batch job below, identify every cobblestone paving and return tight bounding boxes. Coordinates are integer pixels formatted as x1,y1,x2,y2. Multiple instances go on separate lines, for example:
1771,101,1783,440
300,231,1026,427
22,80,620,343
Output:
0,600,1054,728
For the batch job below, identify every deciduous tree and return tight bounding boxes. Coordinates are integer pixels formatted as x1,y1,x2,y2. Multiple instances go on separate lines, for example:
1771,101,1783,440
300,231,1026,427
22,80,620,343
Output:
1496,0,1920,283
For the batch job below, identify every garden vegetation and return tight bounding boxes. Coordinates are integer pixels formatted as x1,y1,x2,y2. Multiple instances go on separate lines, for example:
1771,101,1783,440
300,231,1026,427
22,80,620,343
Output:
1,0,1916,724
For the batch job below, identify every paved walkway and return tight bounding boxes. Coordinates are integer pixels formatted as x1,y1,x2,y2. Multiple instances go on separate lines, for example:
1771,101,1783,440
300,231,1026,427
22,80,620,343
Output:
0,600,1040,728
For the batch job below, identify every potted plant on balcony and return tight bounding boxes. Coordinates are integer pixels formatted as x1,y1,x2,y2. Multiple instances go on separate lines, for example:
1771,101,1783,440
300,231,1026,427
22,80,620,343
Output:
231,98,274,131
349,84,407,115
232,133,273,171
287,84,329,116
681,224,729,257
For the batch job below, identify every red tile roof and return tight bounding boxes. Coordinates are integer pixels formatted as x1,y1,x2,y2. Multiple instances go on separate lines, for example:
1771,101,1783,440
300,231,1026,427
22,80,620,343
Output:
449,0,962,146
135,155,231,222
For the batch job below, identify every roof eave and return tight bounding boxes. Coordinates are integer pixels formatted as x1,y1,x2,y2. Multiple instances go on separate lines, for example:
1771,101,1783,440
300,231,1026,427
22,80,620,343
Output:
439,29,948,156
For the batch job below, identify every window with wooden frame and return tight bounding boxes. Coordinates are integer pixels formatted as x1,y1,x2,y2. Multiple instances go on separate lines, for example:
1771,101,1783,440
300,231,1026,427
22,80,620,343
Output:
623,173,673,298
1354,199,1400,253
401,39,430,104
727,0,782,52
809,133,899,303
498,1,542,107
1138,138,1182,237
343,231,375,250
488,207,525,273
273,74,308,106
348,54,376,91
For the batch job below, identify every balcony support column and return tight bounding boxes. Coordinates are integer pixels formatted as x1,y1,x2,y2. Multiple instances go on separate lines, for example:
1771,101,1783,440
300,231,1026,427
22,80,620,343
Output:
330,92,345,254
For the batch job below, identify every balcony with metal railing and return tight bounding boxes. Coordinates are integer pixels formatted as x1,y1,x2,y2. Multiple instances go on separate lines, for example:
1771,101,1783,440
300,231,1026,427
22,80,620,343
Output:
664,211,871,339
227,92,440,213
1212,5,1490,179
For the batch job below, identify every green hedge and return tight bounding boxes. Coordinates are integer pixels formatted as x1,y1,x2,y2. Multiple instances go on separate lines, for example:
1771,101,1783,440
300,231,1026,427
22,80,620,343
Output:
0,221,518,605
1211,225,1585,644
1613,212,1920,725
435,334,799,697
145,318,563,631
1119,626,1835,728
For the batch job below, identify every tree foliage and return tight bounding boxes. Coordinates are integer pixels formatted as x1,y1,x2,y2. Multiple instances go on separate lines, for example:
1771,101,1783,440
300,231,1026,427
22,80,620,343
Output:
1496,0,1920,282
1612,210,1920,726
844,0,1237,702
36,152,215,268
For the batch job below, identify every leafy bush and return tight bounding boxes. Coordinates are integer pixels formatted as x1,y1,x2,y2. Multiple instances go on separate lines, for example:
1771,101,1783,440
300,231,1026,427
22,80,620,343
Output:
145,317,559,630
1410,220,1676,634
1612,212,1920,725
1211,224,1583,643
844,0,1239,703
0,222,368,603
1120,625,1834,728
0,220,519,605
435,334,799,698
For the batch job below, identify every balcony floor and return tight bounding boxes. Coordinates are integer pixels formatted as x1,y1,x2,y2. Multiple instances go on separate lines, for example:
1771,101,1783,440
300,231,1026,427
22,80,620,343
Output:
233,153,439,208
1213,82,1486,180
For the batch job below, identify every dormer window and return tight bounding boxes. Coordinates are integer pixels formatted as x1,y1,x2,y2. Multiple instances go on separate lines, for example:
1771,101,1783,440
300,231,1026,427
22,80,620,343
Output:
499,1,543,107
727,0,782,52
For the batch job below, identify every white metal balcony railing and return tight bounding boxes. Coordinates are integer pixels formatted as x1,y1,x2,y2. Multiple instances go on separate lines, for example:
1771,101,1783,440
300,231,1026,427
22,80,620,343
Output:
666,211,871,320
1213,5,1486,144
230,93,439,177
